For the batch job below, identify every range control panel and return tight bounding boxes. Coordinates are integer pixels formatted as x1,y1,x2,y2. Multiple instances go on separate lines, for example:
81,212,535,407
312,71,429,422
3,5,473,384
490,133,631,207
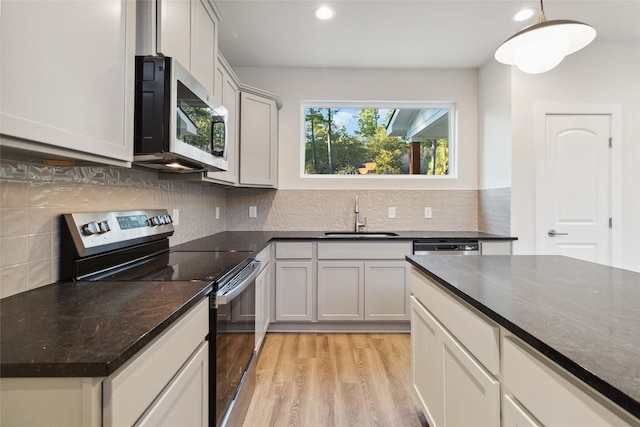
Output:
63,209,175,257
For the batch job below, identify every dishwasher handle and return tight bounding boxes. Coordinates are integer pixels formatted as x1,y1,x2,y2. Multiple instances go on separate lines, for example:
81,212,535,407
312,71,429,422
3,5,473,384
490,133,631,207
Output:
216,259,261,306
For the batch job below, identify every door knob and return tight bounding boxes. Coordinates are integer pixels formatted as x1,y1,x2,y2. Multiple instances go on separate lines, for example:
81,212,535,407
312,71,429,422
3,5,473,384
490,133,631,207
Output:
547,229,569,237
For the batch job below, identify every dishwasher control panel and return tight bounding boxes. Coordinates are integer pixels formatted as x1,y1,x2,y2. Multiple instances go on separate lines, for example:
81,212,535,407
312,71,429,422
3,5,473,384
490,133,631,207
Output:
413,240,480,255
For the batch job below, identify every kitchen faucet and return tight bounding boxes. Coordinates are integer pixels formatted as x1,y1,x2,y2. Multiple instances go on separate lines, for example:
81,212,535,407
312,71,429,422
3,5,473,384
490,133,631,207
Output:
354,195,366,232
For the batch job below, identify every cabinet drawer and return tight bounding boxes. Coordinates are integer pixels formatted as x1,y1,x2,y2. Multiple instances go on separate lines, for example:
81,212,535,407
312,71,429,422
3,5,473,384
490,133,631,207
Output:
103,298,209,427
479,240,512,255
410,268,499,375
317,241,411,260
275,242,312,259
503,335,634,426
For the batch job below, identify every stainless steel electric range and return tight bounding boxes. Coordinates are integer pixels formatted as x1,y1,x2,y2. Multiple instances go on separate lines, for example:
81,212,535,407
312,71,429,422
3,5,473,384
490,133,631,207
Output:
61,209,259,427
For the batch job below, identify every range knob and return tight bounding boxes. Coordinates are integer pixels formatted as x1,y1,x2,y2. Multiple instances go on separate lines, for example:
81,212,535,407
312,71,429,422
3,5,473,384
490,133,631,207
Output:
163,214,173,224
98,220,111,233
149,216,159,226
81,220,111,235
81,221,100,235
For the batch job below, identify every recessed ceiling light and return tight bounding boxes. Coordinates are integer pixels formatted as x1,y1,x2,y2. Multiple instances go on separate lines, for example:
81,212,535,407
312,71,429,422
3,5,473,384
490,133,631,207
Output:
513,7,536,22
314,6,335,20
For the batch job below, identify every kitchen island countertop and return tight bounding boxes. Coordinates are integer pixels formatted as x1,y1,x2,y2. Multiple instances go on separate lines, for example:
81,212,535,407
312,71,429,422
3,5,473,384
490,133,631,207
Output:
406,254,640,419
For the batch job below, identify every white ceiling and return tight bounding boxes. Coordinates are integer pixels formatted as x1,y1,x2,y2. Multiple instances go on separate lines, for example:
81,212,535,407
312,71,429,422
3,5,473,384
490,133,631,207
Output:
216,0,640,69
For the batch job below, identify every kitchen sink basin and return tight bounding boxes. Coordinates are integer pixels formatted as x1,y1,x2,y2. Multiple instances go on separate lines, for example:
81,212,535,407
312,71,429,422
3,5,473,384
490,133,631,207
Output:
324,232,399,238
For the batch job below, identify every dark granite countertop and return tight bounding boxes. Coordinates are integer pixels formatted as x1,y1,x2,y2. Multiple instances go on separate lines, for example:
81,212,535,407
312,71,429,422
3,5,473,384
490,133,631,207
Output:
406,255,640,419
0,230,513,380
172,230,516,253
0,280,211,378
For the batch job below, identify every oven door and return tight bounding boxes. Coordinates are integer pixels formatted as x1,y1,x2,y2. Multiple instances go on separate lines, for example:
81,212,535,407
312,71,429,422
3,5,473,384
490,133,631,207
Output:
213,259,260,427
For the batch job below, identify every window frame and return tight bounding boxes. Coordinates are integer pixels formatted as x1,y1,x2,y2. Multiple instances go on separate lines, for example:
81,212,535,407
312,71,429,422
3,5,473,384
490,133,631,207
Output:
299,100,458,179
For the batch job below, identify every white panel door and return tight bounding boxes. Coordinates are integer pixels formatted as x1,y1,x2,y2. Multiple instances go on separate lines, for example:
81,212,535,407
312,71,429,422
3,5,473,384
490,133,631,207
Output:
540,114,611,264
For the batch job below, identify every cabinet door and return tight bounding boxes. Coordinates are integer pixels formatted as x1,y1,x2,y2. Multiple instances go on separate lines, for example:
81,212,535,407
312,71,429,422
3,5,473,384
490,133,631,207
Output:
191,0,216,94
136,342,208,427
255,263,271,350
317,261,364,321
157,0,191,70
239,92,278,187
441,325,500,427
503,395,542,427
275,261,312,321
503,336,634,427
364,261,410,320
411,297,444,427
0,0,135,164
231,281,255,323
205,57,240,185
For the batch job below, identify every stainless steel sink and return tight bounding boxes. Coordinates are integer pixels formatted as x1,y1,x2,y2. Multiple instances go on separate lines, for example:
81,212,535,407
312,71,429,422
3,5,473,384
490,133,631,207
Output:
324,232,399,238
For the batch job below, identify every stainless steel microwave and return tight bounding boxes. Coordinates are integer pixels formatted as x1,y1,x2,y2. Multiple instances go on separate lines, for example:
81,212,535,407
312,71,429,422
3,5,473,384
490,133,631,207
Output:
133,56,228,173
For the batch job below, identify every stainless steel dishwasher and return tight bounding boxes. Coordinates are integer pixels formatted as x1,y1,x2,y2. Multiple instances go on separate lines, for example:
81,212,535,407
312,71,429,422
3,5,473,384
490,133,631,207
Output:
413,240,480,255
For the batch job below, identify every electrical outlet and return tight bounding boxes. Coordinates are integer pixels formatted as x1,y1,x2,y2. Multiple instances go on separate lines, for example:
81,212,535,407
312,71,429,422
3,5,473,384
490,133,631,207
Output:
249,206,257,218
172,209,180,225
215,206,220,219
388,207,396,219
424,207,432,219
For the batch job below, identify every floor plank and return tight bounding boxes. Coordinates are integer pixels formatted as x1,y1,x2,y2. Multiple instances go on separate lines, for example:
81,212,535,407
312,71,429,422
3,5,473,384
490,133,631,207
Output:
243,333,422,427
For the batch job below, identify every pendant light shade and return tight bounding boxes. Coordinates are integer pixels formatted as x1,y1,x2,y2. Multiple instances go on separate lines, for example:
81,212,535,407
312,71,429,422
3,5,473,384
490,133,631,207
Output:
495,2,596,74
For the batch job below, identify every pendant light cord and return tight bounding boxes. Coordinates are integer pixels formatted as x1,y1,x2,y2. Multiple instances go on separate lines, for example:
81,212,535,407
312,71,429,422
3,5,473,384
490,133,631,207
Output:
538,0,547,23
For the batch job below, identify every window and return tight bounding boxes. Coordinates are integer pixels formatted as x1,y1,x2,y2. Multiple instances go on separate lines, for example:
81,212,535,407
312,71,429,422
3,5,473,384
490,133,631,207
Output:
302,102,455,176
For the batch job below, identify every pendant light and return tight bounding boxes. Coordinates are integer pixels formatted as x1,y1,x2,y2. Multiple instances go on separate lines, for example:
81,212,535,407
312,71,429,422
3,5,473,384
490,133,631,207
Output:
495,0,596,74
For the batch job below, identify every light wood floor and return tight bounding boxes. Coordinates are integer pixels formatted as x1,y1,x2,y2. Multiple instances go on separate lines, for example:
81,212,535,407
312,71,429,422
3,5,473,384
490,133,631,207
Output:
243,333,424,427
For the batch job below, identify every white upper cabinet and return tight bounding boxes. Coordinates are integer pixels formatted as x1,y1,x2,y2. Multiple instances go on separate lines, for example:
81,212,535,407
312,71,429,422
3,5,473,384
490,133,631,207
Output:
157,0,191,70
204,54,240,185
239,88,281,188
140,0,220,95
0,0,136,166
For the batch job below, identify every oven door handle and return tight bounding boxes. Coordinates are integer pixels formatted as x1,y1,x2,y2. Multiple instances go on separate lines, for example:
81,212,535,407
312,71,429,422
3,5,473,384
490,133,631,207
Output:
216,260,261,306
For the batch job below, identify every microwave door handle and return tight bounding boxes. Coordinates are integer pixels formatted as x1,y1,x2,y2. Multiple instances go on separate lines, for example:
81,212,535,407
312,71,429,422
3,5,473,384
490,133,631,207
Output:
216,260,261,306
214,115,216,153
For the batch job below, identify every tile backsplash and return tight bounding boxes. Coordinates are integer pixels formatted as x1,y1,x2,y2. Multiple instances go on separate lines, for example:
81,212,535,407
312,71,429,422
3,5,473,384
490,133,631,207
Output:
1,157,510,298
226,188,479,232
0,158,226,297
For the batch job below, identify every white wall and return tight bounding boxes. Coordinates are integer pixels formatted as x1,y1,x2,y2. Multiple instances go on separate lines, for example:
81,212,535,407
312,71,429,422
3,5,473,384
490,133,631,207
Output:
234,67,478,190
510,40,640,271
478,60,512,189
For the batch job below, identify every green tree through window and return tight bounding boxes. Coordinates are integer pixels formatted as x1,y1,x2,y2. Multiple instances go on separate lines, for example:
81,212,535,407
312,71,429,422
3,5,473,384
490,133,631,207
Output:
303,105,452,176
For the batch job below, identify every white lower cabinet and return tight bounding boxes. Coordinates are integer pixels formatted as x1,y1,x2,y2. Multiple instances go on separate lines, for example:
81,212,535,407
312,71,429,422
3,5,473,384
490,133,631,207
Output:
0,298,209,427
364,261,410,320
318,261,365,320
502,394,541,427
502,335,635,427
255,249,272,350
411,296,444,427
412,266,637,427
136,342,208,427
479,240,513,255
104,298,209,427
274,242,313,322
411,296,499,427
317,260,410,321
275,261,313,321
